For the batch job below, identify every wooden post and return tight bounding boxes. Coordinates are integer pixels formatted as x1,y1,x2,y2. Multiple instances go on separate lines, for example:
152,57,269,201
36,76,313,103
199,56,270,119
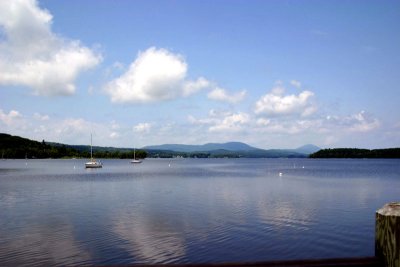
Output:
375,202,400,267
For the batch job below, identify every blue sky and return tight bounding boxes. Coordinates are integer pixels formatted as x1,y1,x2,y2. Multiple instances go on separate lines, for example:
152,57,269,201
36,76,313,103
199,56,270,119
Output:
1,0,399,149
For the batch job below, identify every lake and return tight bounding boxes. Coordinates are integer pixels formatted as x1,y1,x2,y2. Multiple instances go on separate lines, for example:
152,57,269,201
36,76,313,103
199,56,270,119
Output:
0,158,399,266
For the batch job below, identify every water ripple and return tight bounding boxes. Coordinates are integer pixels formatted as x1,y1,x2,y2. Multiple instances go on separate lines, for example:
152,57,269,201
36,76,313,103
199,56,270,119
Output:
1,158,399,265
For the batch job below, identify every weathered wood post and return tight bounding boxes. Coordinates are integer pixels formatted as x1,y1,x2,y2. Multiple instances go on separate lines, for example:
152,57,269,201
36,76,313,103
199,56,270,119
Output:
376,202,400,267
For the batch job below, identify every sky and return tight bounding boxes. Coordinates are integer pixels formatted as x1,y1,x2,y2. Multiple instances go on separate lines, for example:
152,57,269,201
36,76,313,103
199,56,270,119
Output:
1,0,399,149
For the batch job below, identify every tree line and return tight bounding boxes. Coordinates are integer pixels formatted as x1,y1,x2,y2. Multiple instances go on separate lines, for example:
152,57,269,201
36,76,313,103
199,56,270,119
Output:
0,133,147,159
309,148,400,158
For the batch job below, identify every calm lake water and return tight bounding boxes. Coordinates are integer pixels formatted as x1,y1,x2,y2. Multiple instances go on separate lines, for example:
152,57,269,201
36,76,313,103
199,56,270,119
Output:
0,158,399,266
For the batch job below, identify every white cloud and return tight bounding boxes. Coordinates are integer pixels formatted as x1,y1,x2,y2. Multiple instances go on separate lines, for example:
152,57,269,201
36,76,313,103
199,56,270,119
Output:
33,112,49,121
188,115,217,125
38,117,123,146
326,111,380,133
0,109,22,125
183,77,211,96
290,80,302,88
254,85,316,117
0,110,140,147
254,117,321,135
133,122,152,133
105,47,211,103
256,118,271,126
110,132,120,139
207,87,246,103
0,0,101,96
348,111,380,132
209,112,250,132
190,110,250,133
111,121,120,130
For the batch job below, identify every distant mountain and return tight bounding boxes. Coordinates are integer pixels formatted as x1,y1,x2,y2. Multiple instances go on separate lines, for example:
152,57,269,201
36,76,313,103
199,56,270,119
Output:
1,132,323,159
145,148,308,158
144,142,321,155
143,142,259,152
143,142,321,158
295,144,321,154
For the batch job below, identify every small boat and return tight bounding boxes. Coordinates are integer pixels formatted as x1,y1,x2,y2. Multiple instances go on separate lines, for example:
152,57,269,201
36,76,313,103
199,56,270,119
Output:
130,147,142,164
85,160,102,168
85,134,102,168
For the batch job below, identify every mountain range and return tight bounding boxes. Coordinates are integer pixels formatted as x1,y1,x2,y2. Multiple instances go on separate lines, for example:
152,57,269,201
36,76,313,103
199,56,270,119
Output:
143,142,321,158
3,133,399,158
0,133,321,159
144,142,258,152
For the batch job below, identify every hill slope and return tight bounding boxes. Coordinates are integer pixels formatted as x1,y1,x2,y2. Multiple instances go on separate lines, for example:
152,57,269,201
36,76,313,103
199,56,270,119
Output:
0,133,79,158
0,133,146,159
295,144,321,154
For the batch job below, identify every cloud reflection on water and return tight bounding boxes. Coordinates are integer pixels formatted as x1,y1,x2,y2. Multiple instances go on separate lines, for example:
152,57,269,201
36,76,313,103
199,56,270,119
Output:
112,210,186,264
0,217,91,266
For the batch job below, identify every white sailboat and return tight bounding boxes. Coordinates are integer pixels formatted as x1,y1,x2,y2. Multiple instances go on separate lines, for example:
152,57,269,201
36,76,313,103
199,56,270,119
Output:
130,147,142,164
85,134,102,168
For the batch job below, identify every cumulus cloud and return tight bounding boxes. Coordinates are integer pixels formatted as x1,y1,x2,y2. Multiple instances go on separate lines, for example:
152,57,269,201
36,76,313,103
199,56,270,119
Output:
111,121,120,130
189,110,250,133
256,118,271,126
0,109,121,146
290,80,302,88
348,111,380,132
133,122,152,133
0,0,101,95
183,77,211,97
33,117,118,146
0,109,22,125
207,87,246,103
110,132,120,139
326,111,380,133
209,112,250,132
105,47,211,103
33,112,49,121
255,118,322,135
254,84,316,117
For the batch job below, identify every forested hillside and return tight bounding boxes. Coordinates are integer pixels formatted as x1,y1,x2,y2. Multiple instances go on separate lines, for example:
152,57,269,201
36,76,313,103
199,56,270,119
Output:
0,133,146,159
309,148,400,158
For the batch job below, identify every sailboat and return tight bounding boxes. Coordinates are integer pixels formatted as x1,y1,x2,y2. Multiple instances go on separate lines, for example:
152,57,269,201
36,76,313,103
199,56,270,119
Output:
85,134,102,168
130,147,142,164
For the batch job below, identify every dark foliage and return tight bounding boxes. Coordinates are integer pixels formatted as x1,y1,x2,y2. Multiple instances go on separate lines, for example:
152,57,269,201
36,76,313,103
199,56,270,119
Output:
0,133,147,159
309,148,400,158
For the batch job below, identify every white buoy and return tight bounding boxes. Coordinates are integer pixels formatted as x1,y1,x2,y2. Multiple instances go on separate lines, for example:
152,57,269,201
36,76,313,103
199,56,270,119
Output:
279,172,283,177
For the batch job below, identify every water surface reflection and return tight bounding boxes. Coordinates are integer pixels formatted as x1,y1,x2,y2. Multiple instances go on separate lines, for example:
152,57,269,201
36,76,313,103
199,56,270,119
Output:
0,158,399,265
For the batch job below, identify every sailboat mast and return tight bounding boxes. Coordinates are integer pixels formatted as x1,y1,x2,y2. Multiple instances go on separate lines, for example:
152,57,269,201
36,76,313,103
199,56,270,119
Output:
90,134,93,160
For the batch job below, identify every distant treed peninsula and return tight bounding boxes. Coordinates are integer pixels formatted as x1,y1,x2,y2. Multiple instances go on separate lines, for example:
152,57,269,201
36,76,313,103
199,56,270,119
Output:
309,148,400,158
1,133,399,159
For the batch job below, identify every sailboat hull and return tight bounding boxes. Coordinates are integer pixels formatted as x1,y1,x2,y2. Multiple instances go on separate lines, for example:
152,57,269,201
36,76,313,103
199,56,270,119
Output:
86,134,102,168
131,147,142,163
85,162,102,168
